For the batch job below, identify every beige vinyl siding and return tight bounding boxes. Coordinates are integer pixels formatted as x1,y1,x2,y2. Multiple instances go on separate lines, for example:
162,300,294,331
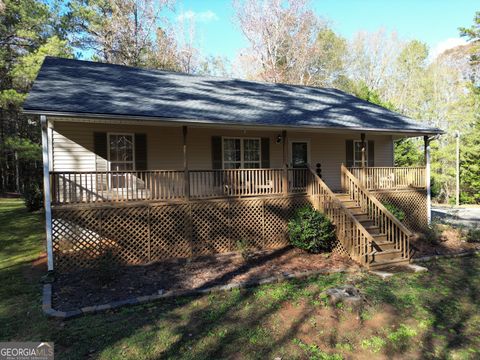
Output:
52,124,96,171
52,121,184,171
51,119,394,190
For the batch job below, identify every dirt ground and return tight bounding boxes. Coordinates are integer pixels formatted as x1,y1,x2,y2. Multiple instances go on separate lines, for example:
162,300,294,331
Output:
411,226,480,257
53,247,359,311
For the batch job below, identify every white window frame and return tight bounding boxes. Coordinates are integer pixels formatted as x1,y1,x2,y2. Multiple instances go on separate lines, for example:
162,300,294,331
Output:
107,133,136,171
289,139,310,168
222,137,261,169
353,140,368,167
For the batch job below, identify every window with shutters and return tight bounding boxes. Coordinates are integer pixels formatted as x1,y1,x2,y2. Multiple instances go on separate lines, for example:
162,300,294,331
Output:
108,133,135,171
353,140,367,167
223,137,261,169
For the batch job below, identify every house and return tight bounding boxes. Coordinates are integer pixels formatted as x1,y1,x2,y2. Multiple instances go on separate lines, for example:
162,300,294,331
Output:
23,57,442,273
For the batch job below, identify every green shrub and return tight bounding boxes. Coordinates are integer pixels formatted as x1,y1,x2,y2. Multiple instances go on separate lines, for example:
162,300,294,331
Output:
23,183,43,212
382,202,405,222
422,221,443,245
236,238,254,262
287,205,335,253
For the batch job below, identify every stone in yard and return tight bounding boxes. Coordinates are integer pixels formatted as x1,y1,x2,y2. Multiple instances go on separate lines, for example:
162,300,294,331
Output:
370,270,394,279
406,264,428,273
325,285,364,309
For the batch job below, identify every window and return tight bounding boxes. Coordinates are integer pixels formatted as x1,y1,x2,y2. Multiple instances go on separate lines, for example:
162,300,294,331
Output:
223,138,261,169
108,133,135,171
353,140,367,167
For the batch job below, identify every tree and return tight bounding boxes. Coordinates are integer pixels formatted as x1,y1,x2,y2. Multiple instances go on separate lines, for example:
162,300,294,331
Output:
346,29,403,93
389,40,429,116
0,0,72,193
394,139,423,167
309,28,347,87
198,56,232,77
67,0,175,67
147,27,182,71
233,0,326,84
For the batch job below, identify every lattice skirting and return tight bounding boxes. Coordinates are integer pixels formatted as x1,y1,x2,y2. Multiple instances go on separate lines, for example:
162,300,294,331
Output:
371,189,427,233
52,195,311,272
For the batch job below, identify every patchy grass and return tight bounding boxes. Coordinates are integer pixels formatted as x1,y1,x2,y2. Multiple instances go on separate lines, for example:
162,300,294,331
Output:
0,198,45,268
1,199,480,359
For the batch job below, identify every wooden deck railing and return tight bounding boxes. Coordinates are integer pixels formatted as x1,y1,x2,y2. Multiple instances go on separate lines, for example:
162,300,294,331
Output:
189,169,285,198
307,166,373,266
348,166,426,190
50,168,310,204
341,165,413,260
50,170,186,204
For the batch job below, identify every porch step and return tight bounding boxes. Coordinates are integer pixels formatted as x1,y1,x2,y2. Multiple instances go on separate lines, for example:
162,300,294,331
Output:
340,200,357,207
345,206,364,215
370,249,403,261
372,238,396,251
358,219,374,228
353,213,370,222
363,225,381,234
335,194,351,201
371,234,387,242
369,257,410,270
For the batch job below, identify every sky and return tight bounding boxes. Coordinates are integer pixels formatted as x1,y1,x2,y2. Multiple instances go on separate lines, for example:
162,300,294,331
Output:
175,0,478,61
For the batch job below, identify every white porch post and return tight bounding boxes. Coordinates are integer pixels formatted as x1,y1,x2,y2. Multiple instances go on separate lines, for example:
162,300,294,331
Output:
424,136,431,225
41,115,54,271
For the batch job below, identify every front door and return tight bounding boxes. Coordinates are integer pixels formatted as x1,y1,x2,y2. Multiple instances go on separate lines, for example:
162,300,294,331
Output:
291,141,309,168
290,141,309,190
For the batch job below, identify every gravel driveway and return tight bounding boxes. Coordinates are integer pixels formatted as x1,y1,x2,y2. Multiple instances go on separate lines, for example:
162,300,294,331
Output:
432,206,480,227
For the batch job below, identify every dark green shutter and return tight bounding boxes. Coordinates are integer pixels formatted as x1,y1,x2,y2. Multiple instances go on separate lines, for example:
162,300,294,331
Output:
261,137,270,168
212,136,222,169
345,140,353,167
93,132,107,159
368,140,374,166
135,133,147,170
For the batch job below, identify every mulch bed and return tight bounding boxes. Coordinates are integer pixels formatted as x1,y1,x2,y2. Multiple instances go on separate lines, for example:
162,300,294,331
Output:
411,227,480,258
52,247,359,312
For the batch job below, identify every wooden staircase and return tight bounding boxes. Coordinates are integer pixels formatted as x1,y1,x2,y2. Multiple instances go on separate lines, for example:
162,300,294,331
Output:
335,193,410,269
307,165,413,270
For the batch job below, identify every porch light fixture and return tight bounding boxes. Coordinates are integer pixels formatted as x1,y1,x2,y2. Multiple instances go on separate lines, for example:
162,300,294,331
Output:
276,135,283,144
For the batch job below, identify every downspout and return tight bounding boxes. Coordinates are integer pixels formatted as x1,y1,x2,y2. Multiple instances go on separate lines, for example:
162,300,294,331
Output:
424,135,431,225
41,115,54,271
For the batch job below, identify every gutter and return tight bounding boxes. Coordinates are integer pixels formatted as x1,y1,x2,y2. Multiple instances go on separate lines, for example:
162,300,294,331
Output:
22,109,444,136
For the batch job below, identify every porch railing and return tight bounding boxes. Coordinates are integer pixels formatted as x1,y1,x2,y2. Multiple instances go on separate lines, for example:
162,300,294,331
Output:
341,165,413,260
307,166,373,266
50,170,186,204
50,168,310,205
348,166,426,190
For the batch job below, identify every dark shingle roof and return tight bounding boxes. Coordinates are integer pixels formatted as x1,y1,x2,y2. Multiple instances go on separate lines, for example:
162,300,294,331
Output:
23,57,441,134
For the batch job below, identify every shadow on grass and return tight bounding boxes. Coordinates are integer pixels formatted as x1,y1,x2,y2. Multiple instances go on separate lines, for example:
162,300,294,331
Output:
356,255,480,359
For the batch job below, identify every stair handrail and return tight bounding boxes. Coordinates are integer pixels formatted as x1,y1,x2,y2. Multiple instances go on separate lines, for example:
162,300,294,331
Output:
307,165,375,266
341,164,413,260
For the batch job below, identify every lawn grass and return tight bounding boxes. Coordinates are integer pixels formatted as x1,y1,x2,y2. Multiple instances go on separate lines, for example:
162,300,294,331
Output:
1,198,480,359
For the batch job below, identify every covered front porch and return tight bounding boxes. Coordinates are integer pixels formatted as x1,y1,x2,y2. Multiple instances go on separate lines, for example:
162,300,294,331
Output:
46,117,428,205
